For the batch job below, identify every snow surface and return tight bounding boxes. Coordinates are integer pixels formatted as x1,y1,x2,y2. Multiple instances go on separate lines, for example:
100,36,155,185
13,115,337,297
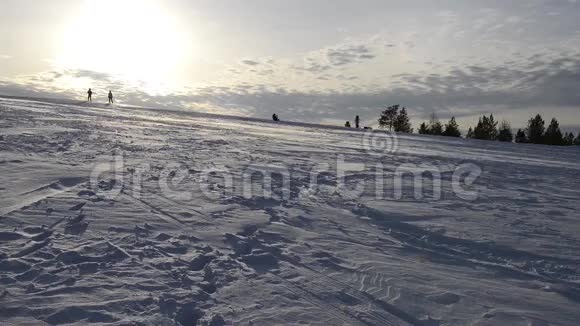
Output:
1,96,579,326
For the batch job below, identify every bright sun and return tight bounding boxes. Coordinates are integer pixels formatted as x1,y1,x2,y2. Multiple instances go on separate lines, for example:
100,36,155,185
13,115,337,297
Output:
57,0,191,86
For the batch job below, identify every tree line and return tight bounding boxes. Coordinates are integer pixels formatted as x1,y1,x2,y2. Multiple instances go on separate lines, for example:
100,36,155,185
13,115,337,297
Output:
368,105,580,146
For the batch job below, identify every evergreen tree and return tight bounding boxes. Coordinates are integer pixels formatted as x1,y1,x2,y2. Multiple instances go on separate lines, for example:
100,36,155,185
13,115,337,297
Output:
515,129,527,143
563,132,575,146
466,127,474,139
544,118,564,145
418,122,429,134
526,114,545,144
497,120,513,142
473,117,484,139
443,116,461,137
430,121,443,135
427,112,443,135
488,114,498,140
345,121,351,128
378,105,399,130
473,115,498,140
393,107,413,133
575,133,580,145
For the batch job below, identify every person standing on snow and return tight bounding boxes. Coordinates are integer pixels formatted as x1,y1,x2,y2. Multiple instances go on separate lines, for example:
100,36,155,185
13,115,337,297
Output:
87,88,93,102
108,90,114,104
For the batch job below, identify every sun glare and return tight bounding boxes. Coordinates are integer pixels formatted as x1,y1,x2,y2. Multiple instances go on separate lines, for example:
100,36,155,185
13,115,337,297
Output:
57,0,191,88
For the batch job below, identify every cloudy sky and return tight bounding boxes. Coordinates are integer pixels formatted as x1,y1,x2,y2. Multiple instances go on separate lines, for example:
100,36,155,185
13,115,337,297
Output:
1,0,579,129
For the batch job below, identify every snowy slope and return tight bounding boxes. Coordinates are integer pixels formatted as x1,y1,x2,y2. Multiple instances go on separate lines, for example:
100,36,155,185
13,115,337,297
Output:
1,96,579,326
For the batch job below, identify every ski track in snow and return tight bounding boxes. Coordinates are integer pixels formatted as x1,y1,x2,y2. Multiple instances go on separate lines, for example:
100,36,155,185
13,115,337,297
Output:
1,96,580,326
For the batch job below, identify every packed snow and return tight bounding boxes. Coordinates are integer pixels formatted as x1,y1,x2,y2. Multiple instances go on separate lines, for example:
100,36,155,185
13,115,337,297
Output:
1,96,579,326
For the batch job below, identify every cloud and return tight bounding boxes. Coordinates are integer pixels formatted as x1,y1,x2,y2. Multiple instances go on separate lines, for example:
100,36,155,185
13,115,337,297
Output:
170,52,580,125
240,59,260,66
325,44,375,65
67,69,115,81
294,43,377,73
18,69,116,84
2,50,580,130
153,52,577,122
293,60,331,73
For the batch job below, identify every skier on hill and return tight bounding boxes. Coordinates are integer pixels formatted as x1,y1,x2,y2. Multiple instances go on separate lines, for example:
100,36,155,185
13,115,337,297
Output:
108,90,114,104
87,88,93,102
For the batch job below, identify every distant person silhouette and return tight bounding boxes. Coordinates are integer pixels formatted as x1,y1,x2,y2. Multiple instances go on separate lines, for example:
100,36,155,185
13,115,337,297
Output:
108,90,114,104
87,88,93,102
355,115,360,128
